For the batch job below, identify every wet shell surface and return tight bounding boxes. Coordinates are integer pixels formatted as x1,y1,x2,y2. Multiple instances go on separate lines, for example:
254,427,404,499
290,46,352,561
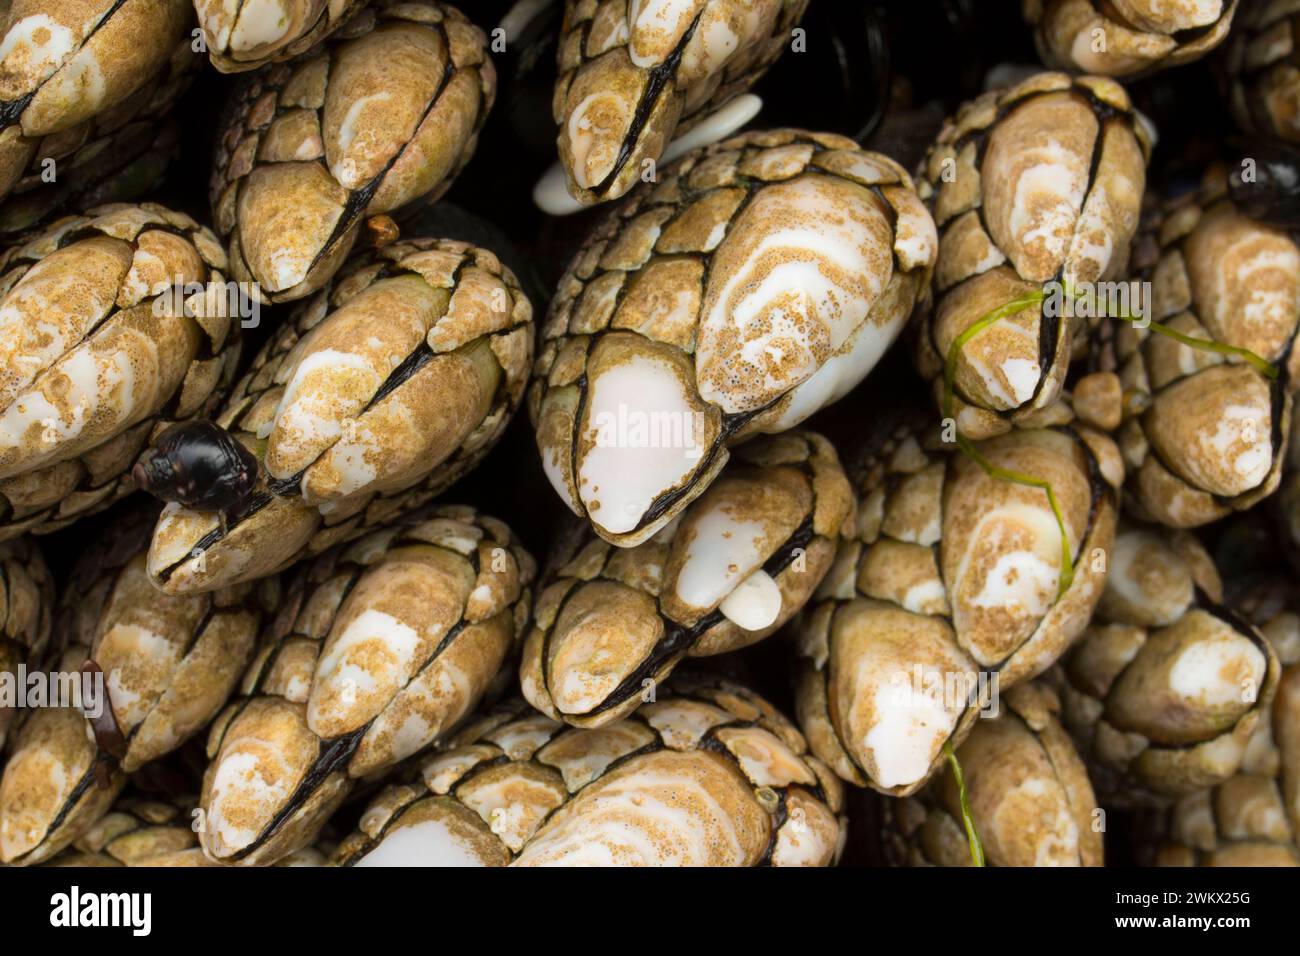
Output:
1134,588,1300,865
209,0,496,302
1091,164,1300,528
0,507,277,866
554,0,808,205
0,535,54,750
531,128,937,546
520,430,853,728
793,416,1119,796
196,0,369,73
197,506,535,866
0,203,240,540
332,673,845,867
914,71,1152,439
885,681,1104,867
0,0,192,205
1225,0,1300,143
146,237,533,594
1023,0,1238,77
1055,523,1280,805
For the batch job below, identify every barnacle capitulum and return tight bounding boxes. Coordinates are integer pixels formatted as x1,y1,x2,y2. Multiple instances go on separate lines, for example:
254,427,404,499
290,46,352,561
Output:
145,237,533,595
1023,0,1238,77
885,681,1103,867
0,0,192,208
521,431,853,728
1134,578,1300,865
1089,163,1300,528
0,203,240,541
793,417,1120,796
914,72,1152,441
210,0,496,303
332,674,844,867
531,128,937,546
195,0,368,73
553,0,809,205
197,507,535,866
0,508,277,866
0,536,54,751
45,794,207,867
44,791,330,866
0,36,196,237
1225,1,1300,145
1055,523,1280,805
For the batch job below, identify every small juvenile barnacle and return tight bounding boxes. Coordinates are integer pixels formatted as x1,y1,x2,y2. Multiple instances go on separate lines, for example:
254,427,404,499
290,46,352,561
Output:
194,0,369,73
553,0,809,205
914,72,1153,440
209,0,496,303
0,507,277,866
793,414,1119,796
196,506,535,866
1054,523,1281,806
531,128,936,546
143,237,534,595
0,203,240,540
1023,0,1238,77
520,430,853,728
1087,162,1300,528
884,681,1104,867
331,674,845,867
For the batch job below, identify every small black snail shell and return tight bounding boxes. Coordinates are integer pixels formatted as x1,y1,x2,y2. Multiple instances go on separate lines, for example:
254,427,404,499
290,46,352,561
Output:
132,421,259,513
1228,139,1300,229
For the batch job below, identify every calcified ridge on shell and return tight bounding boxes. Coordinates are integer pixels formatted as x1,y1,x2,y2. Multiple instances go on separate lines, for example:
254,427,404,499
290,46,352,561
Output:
1055,522,1280,806
793,416,1119,796
885,681,1104,867
0,203,240,541
146,237,533,595
914,71,1151,440
0,0,191,206
197,506,535,866
521,430,853,728
1132,578,1300,865
1023,0,1238,77
531,127,937,546
0,535,54,751
196,0,369,73
1226,2,1300,145
210,0,496,302
553,0,808,205
0,507,277,866
332,673,844,867
1088,164,1300,528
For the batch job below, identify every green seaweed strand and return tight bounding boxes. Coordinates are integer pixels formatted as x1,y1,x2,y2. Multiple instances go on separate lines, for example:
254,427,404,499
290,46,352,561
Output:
940,280,1280,600
943,740,985,867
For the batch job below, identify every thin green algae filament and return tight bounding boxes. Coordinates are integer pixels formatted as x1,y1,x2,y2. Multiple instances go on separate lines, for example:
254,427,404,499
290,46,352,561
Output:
943,740,984,867
940,280,1279,601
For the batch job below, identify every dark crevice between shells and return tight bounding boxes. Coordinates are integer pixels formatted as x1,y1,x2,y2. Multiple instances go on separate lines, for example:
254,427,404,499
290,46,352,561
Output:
587,10,702,199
